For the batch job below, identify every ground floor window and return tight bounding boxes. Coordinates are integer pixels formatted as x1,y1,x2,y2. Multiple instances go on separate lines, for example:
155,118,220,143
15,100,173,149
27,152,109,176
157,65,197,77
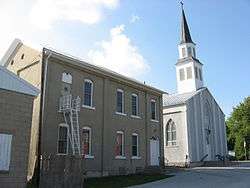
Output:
132,133,139,157
57,124,68,154
166,119,177,146
82,127,91,156
0,133,12,171
115,131,124,156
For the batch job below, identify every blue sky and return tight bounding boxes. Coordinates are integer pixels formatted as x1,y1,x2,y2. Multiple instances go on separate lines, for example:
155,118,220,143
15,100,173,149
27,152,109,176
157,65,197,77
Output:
0,0,249,117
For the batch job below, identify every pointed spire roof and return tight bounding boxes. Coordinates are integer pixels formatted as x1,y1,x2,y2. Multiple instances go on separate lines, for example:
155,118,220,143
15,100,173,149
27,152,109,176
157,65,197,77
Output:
180,7,194,44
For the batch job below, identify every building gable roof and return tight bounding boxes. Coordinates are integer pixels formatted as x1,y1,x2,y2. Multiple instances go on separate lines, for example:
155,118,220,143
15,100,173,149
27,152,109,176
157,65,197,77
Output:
163,87,206,107
0,66,39,96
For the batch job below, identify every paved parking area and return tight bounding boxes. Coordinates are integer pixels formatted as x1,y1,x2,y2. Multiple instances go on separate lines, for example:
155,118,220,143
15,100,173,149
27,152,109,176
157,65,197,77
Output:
129,167,250,188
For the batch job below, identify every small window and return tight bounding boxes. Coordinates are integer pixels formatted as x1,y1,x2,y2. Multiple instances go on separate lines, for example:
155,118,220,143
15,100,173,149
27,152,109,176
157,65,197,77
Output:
0,133,12,171
10,60,14,65
195,67,198,79
82,127,91,156
179,68,185,81
132,133,139,157
187,47,192,57
115,131,124,156
193,48,196,58
131,94,138,116
150,99,156,120
116,89,124,113
186,67,192,79
199,69,203,81
62,72,72,84
182,48,186,57
166,120,177,146
83,79,93,107
57,125,68,154
21,54,25,60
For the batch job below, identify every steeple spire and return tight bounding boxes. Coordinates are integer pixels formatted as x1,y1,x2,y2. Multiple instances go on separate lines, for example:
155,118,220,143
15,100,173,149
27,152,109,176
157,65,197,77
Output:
180,3,194,44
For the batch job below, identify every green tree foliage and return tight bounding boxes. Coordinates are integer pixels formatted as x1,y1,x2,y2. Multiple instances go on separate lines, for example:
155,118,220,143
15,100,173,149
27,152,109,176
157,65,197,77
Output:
226,96,250,160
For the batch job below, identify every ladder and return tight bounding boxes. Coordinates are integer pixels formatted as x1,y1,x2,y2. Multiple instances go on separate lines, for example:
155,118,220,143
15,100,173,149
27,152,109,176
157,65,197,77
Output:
59,95,81,155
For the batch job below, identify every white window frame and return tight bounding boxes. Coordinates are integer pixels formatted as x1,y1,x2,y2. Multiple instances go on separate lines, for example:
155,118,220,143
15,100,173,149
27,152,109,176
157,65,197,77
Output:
83,79,94,109
57,124,69,155
131,133,141,159
179,68,185,81
0,133,12,171
116,89,125,115
131,93,139,117
166,120,177,146
186,66,192,79
150,99,157,121
115,131,126,159
82,127,94,159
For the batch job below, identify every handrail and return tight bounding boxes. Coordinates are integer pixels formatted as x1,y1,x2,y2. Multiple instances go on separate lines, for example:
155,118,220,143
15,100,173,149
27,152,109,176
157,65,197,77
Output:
200,154,208,162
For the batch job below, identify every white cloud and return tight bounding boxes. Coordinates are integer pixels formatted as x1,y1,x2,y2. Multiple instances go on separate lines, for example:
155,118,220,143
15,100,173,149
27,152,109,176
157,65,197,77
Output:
130,15,140,23
30,0,119,29
88,25,150,77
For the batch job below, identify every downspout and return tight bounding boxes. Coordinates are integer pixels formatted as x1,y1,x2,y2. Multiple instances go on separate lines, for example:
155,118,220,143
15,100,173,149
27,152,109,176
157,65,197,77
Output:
144,91,148,167
37,50,51,187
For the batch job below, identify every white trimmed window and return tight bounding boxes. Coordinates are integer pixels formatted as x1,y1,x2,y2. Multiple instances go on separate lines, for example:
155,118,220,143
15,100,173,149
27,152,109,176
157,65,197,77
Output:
116,89,124,113
83,79,93,107
166,120,177,146
150,99,157,120
187,47,192,57
62,72,72,84
131,94,139,116
182,47,186,57
132,133,139,157
115,131,124,157
82,127,91,156
0,133,12,171
179,68,185,81
186,67,192,79
57,124,68,154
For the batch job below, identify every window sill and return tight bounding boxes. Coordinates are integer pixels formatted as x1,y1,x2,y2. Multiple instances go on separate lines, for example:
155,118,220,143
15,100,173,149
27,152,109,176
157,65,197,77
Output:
82,105,96,110
150,119,159,123
115,112,127,116
130,115,141,119
84,155,94,159
115,156,126,160
131,156,141,160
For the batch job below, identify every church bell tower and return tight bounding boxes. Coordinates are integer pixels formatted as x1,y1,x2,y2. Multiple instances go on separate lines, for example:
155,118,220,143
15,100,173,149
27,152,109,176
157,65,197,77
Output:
176,5,204,94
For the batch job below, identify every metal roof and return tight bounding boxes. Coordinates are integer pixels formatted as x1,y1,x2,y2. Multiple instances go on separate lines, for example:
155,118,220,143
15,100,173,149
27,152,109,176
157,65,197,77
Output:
0,66,39,96
163,88,206,107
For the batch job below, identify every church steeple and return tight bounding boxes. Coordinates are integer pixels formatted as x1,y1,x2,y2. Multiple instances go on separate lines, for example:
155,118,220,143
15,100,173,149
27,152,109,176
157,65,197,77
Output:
180,8,194,44
176,3,204,94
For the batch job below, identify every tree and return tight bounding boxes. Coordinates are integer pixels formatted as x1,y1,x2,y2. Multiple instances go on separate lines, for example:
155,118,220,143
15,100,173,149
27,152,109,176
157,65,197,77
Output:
226,96,250,160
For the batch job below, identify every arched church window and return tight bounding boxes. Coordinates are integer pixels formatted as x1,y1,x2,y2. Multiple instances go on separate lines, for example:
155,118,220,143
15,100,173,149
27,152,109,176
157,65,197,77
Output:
166,119,177,146
204,102,212,145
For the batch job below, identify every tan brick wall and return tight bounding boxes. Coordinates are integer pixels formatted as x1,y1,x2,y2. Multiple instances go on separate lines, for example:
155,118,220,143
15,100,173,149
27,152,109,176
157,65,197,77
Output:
0,89,35,188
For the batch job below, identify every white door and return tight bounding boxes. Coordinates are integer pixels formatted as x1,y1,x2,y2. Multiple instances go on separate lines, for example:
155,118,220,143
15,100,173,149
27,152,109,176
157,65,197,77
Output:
150,139,159,166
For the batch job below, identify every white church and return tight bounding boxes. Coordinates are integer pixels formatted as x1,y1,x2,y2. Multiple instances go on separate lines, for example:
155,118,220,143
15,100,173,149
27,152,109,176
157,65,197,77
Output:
163,7,228,166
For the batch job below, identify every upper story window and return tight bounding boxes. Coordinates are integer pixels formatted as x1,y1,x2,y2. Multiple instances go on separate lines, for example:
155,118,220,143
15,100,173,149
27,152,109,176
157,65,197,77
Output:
181,47,186,57
62,72,72,84
186,67,192,79
116,89,124,114
193,48,196,58
83,79,93,107
131,94,138,116
199,69,203,81
166,119,177,146
82,127,92,156
132,133,139,157
150,99,156,120
0,133,12,171
179,68,185,81
57,124,68,155
115,131,124,157
187,47,192,57
195,67,198,79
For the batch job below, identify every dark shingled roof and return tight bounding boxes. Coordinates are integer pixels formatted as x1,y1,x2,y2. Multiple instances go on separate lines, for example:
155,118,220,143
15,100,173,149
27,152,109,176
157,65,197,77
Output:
180,9,194,44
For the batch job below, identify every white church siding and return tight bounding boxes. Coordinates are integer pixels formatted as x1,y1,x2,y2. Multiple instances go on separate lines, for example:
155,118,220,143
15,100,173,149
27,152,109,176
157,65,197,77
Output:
163,105,189,166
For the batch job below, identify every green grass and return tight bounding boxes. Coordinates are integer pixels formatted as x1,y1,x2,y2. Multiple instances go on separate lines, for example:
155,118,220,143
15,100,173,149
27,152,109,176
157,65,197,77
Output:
85,174,172,188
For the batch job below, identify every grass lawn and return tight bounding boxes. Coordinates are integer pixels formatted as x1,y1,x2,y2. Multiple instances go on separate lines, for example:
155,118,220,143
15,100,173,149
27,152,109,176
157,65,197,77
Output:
85,173,172,188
